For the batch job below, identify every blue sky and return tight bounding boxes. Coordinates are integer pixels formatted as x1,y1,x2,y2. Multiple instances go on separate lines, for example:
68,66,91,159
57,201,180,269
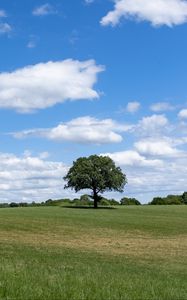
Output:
1,0,187,203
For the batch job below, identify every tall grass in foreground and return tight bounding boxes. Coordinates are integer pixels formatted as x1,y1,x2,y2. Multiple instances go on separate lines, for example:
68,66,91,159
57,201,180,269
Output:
0,206,186,300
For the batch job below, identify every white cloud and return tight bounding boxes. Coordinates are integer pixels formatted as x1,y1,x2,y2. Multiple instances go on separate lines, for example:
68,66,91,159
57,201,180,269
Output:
32,3,57,16
102,146,187,202
103,150,163,167
126,101,140,113
12,116,130,144
178,108,187,119
135,114,169,136
0,59,104,113
123,159,187,202
134,138,183,156
0,152,69,203
0,23,12,34
150,102,174,112
12,114,171,144
101,0,187,27
101,110,187,201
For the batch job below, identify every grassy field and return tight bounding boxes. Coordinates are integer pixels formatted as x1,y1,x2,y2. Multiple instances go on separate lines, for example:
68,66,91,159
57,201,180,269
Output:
0,205,186,300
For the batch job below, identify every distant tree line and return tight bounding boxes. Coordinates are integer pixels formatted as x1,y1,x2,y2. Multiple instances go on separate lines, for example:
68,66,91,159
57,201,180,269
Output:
149,192,187,205
0,195,141,208
0,192,186,208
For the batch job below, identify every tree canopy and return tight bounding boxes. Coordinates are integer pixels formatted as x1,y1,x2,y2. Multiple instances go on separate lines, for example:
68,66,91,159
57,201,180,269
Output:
149,194,184,205
63,155,127,208
120,197,141,205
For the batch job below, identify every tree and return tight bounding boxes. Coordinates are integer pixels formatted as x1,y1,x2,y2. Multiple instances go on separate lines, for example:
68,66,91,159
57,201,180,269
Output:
63,155,127,208
120,197,141,205
149,195,183,205
182,192,187,204
9,202,19,208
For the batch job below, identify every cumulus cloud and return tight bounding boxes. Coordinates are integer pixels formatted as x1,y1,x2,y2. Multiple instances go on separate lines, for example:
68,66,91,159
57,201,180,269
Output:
0,59,104,113
126,101,140,113
0,152,69,203
134,138,183,156
32,4,57,16
135,114,169,136
101,0,187,27
102,145,187,202
101,111,187,201
178,108,187,119
103,150,163,167
12,116,133,144
12,114,171,143
123,158,187,202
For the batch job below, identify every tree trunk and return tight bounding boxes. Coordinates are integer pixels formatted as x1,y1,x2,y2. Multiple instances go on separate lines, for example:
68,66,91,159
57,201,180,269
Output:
93,189,98,209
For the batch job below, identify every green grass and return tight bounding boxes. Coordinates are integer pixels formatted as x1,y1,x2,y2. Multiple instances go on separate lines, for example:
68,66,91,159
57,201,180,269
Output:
0,205,186,300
